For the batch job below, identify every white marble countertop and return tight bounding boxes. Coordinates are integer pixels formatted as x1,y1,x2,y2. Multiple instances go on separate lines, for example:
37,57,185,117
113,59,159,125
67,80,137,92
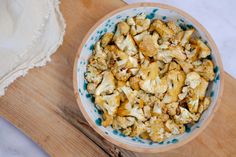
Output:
0,0,235,156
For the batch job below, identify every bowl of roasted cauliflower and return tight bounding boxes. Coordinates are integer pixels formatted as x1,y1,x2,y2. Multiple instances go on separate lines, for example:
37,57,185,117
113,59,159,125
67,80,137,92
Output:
73,3,223,153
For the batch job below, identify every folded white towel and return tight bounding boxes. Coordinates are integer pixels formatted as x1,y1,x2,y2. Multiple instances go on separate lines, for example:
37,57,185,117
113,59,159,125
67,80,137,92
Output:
0,0,66,96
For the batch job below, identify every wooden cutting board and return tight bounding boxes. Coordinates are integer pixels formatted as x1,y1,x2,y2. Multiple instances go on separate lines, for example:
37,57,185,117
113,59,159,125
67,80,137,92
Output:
0,0,236,156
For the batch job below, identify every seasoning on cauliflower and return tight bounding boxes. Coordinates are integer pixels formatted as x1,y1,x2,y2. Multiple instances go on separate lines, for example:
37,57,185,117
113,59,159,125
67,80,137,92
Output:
95,71,115,95
180,29,195,46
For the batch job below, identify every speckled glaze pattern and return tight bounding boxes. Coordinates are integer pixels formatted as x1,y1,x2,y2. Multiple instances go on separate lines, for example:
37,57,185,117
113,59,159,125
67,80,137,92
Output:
75,6,221,148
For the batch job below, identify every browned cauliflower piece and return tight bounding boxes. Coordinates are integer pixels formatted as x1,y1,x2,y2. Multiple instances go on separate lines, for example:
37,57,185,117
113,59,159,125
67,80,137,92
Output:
89,41,108,70
117,100,145,121
192,39,211,58
129,76,141,90
113,21,130,41
85,65,102,84
193,77,209,100
176,59,193,74
114,34,138,56
101,32,114,47
185,72,201,89
174,107,200,124
139,62,168,94
198,97,211,114
194,59,215,81
128,13,151,36
166,102,179,116
178,86,189,100
143,105,151,119
162,70,186,103
130,121,147,137
139,33,159,57
165,119,185,135
149,19,174,39
180,29,195,46
95,71,115,95
87,83,97,95
147,117,166,142
157,46,186,63
166,21,181,34
133,31,150,44
95,90,120,116
112,116,135,129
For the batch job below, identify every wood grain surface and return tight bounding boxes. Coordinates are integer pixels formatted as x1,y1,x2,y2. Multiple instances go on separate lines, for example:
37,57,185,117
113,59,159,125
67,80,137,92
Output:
0,0,235,156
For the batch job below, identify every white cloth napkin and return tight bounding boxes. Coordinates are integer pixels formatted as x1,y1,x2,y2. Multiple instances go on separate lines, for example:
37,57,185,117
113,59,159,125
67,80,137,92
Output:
0,0,65,96
124,0,236,79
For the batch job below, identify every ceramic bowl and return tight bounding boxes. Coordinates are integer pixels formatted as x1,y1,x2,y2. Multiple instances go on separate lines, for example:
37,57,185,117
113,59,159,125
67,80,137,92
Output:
73,3,224,153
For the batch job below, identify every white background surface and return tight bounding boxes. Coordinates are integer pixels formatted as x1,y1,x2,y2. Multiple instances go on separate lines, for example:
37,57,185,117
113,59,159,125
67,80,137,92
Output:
0,0,235,156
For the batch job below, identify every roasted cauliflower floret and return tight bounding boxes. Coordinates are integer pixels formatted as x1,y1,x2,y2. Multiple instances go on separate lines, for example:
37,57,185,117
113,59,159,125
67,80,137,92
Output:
143,105,151,119
176,60,193,74
114,34,138,56
165,120,185,135
178,86,189,100
174,107,200,124
121,86,138,104
117,100,145,121
139,62,168,94
180,29,195,46
147,117,166,142
89,41,108,70
130,121,147,137
157,46,186,63
185,72,201,89
193,77,209,100
112,116,135,129
166,21,181,34
139,33,159,57
128,13,151,36
113,21,130,41
95,71,115,95
95,90,120,116
166,102,179,116
85,65,102,84
87,83,97,94
194,59,215,81
192,39,211,58
101,32,114,47
133,31,150,44
163,70,186,103
198,97,211,114
129,76,141,90
149,19,174,39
